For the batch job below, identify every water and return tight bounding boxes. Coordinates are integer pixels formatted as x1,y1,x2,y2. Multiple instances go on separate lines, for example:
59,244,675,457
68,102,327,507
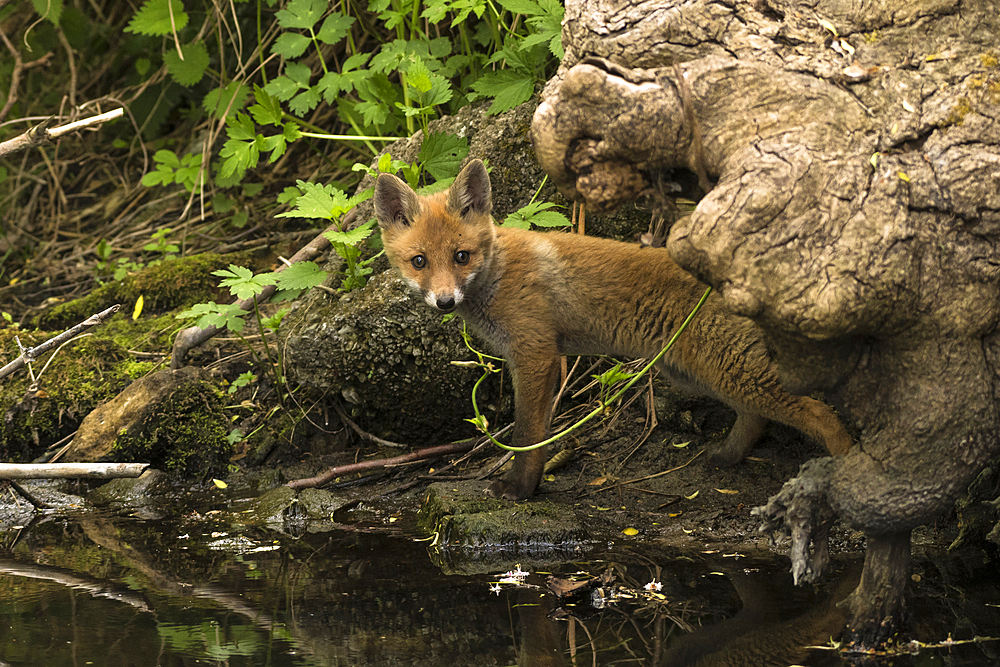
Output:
1,504,998,666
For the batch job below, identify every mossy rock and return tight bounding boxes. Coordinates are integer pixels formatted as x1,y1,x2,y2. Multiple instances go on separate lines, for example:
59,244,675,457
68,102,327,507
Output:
31,251,258,331
418,480,589,549
63,366,232,477
0,332,137,462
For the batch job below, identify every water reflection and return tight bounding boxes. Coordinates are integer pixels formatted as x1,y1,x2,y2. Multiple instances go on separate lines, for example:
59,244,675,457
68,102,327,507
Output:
0,513,997,666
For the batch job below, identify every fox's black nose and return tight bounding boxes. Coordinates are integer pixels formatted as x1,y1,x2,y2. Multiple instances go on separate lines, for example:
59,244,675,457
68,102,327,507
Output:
436,296,455,311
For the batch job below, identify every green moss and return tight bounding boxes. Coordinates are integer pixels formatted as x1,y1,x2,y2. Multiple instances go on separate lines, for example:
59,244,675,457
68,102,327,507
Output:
0,330,134,461
32,250,260,331
110,377,232,476
944,96,972,126
981,52,999,69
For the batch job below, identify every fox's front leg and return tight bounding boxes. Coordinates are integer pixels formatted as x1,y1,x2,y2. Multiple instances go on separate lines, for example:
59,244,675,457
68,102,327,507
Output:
486,355,562,500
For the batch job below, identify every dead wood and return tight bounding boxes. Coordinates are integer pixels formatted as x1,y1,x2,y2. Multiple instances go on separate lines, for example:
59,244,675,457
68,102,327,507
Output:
530,0,1000,648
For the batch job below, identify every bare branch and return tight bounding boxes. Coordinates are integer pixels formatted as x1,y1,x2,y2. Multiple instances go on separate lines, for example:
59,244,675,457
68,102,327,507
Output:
0,304,121,381
0,107,124,159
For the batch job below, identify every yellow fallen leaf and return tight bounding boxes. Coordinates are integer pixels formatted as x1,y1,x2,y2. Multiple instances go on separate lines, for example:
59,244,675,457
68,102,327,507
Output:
133,295,144,321
212,478,228,489
898,170,910,182
685,490,699,500
714,488,739,495
622,527,639,536
819,18,838,36
672,441,690,449
902,99,916,113
682,527,693,534
589,476,608,486
870,152,880,168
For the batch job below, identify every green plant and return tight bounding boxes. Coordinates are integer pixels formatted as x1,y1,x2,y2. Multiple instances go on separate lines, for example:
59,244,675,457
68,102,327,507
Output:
463,287,714,453
176,265,291,406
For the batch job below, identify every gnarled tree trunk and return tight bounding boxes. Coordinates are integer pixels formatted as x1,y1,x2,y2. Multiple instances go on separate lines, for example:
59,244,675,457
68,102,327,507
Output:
531,0,1000,649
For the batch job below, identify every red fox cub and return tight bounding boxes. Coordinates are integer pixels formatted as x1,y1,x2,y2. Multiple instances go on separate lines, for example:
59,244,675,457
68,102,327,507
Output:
374,160,852,500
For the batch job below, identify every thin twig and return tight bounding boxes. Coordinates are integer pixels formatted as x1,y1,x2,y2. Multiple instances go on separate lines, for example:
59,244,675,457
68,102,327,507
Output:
0,304,121,380
333,400,408,449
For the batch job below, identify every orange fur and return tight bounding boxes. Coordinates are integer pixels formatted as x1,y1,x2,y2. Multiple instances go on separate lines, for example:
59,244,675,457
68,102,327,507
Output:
374,160,851,500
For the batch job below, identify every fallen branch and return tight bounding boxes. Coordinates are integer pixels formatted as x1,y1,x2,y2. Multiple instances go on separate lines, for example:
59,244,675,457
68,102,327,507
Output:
0,304,121,381
170,208,359,368
0,107,124,159
285,426,512,490
0,462,149,479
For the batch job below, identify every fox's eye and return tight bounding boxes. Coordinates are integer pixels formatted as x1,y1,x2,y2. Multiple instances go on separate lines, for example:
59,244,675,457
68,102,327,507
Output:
411,255,426,269
455,250,470,265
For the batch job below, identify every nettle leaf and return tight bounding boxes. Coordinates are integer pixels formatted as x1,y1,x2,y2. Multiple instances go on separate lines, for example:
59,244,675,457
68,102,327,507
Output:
276,181,349,219
203,81,251,119
214,264,277,300
419,132,469,182
502,201,570,228
324,218,376,247
406,58,433,93
316,13,354,44
272,32,311,59
274,261,327,290
275,0,325,30
470,69,535,115
495,0,541,14
125,0,189,36
164,41,209,87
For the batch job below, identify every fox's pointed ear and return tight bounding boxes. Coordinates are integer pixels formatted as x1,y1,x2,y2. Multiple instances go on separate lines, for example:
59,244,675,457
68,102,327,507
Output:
449,159,492,217
374,173,419,230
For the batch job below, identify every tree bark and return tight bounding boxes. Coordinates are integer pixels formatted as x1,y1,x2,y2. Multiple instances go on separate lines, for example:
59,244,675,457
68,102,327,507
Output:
531,0,1000,649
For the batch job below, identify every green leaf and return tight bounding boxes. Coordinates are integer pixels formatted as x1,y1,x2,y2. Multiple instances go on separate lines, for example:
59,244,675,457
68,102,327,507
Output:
276,181,348,219
164,41,209,87
274,0,325,30
495,0,541,14
272,32,311,59
273,261,327,290
203,81,251,119
285,61,313,86
31,0,63,25
324,218,377,247
175,301,247,333
288,86,322,115
152,149,181,168
249,85,284,126
125,0,189,36
316,13,354,44
213,264,277,300
419,132,469,182
502,201,570,229
470,69,536,115
263,75,303,102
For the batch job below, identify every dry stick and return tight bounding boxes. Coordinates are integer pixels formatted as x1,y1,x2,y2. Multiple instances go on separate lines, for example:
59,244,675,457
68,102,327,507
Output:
579,450,704,498
287,438,483,490
0,107,124,159
0,304,121,381
333,401,408,449
0,462,149,479
170,208,358,368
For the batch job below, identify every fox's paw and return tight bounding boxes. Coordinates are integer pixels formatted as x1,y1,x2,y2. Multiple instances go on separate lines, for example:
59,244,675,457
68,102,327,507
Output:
704,441,748,468
485,477,536,501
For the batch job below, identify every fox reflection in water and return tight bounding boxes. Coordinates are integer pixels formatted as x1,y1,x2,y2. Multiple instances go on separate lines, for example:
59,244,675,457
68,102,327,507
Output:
514,563,860,666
